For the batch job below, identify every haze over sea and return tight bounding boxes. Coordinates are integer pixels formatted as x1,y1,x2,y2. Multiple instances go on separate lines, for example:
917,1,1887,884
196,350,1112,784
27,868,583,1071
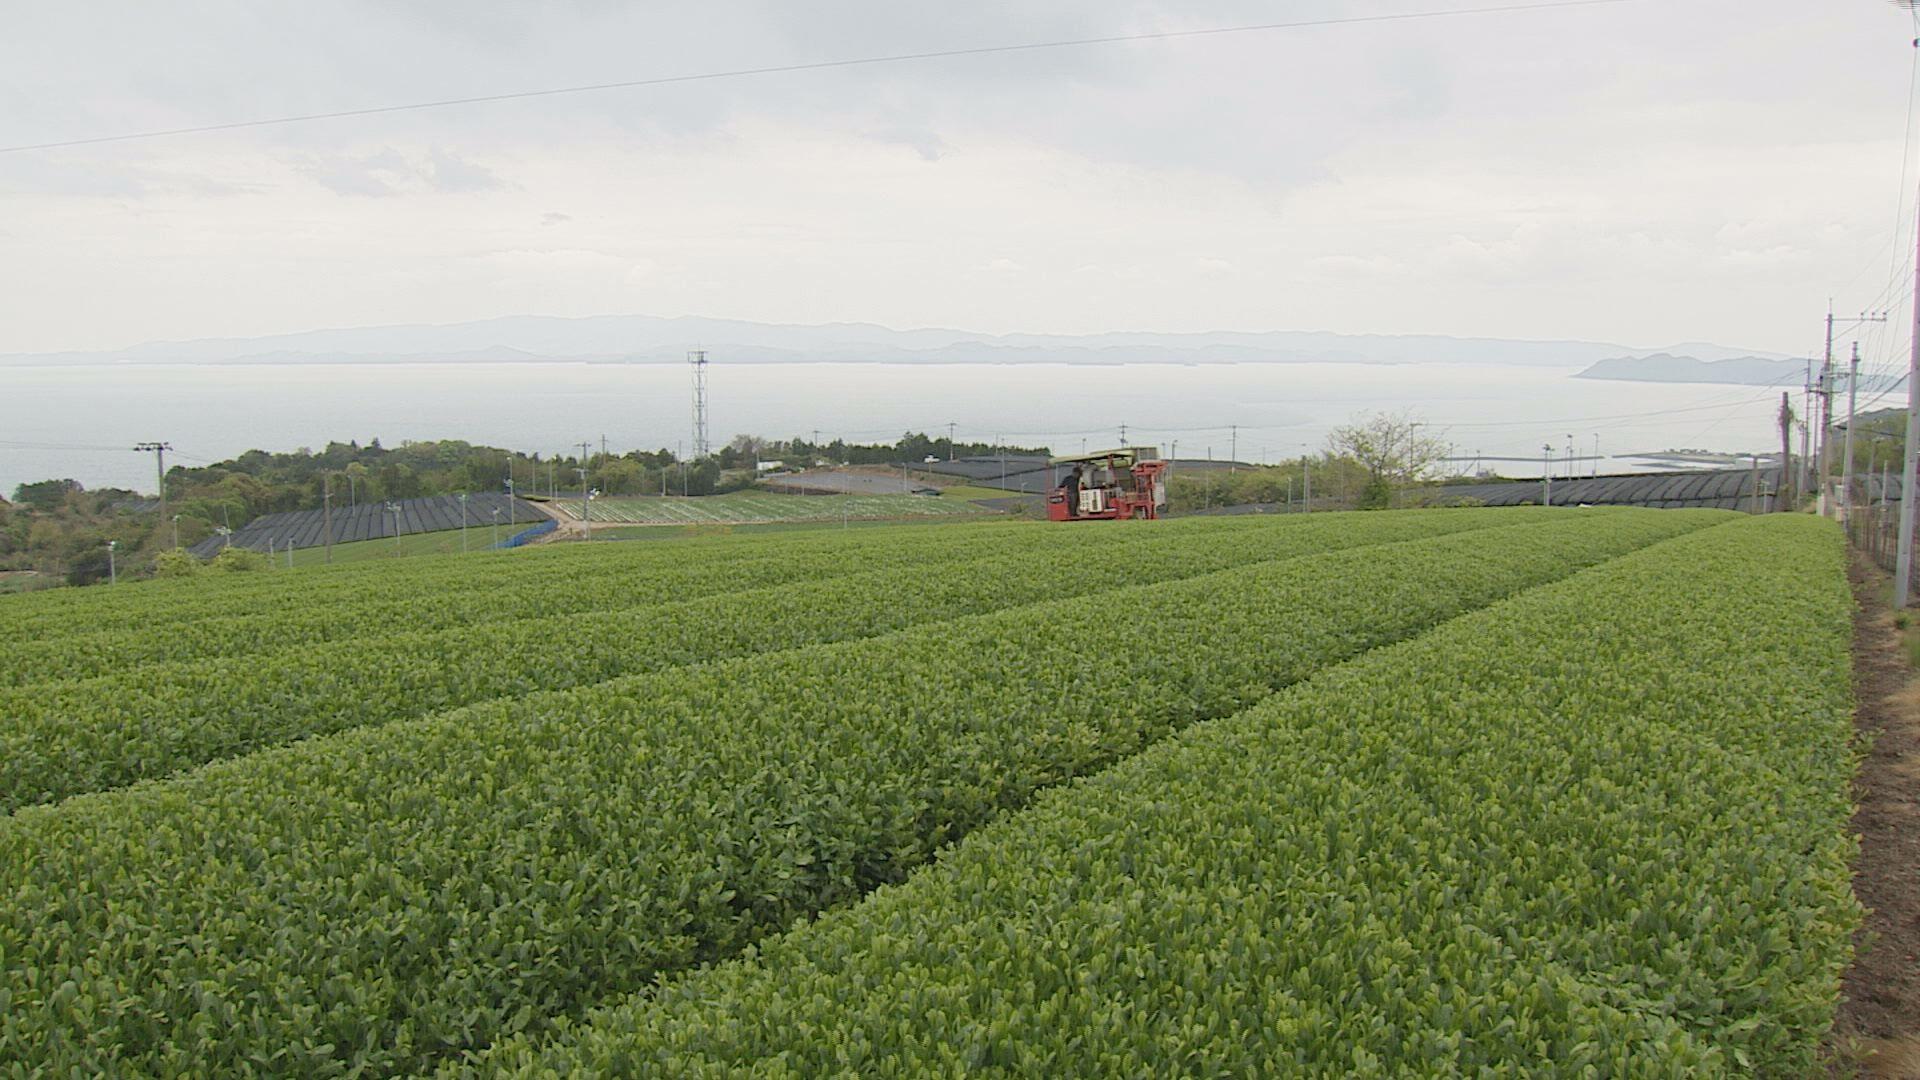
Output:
5,358,1793,498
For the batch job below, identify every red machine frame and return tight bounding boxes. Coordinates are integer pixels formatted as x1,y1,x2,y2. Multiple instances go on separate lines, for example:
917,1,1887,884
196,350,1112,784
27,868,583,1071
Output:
1046,448,1169,521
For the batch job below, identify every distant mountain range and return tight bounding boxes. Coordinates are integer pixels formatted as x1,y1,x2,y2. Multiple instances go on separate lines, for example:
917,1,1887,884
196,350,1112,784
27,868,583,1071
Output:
1,314,1787,369
1577,352,1904,392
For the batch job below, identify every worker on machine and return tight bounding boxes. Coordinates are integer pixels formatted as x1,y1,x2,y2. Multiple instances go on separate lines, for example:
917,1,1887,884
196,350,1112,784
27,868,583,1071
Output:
1063,464,1084,517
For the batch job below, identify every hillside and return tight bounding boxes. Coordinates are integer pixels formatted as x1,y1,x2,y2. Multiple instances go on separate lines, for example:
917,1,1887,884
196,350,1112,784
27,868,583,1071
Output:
1579,351,1906,391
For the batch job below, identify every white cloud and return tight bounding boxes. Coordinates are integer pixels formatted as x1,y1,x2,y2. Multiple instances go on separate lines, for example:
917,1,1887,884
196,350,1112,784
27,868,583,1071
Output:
294,149,410,197
0,0,1913,358
290,147,505,197
425,147,507,193
865,125,947,162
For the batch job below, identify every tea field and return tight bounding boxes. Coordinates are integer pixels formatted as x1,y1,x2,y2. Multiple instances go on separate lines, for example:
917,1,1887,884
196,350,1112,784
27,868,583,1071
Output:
0,508,1858,1075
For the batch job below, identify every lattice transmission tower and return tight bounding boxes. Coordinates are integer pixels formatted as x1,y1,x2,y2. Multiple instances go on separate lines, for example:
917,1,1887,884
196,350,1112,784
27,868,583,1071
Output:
689,349,710,458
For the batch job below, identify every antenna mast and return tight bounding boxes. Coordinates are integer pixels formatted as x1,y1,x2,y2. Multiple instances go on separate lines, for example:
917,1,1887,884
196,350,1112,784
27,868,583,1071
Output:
689,349,710,458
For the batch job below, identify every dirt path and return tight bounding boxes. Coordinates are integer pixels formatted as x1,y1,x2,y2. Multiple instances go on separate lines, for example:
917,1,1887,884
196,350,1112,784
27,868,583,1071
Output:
1835,554,1920,1077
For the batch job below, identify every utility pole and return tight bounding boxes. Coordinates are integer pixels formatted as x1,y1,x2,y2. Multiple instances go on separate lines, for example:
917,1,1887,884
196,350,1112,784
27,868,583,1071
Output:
1779,393,1795,508
1799,420,1812,498
1541,444,1553,507
1899,209,1920,605
322,476,334,564
1815,309,1886,514
134,442,171,524
1843,341,1863,520
459,492,469,554
1230,425,1238,473
1802,359,1814,498
107,540,117,585
1886,459,1895,563
577,441,593,541
1591,433,1600,479
947,422,956,460
1303,456,1312,511
1119,422,1128,446
1820,306,1835,514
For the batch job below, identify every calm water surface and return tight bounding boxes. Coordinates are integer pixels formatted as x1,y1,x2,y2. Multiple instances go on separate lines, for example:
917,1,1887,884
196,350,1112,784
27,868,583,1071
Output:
2,361,1783,495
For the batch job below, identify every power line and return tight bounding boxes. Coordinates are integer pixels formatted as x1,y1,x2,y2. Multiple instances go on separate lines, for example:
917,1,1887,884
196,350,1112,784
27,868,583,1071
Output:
952,387,1802,441
1839,30,1920,301
1859,258,1914,322
1433,382,1807,429
1850,336,1917,416
0,439,145,452
1844,19,1920,364
1857,258,1916,329
1892,31,1919,299
0,0,1642,155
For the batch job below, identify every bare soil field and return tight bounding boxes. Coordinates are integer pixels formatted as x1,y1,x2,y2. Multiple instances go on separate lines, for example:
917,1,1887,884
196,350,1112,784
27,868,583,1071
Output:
1834,554,1920,1078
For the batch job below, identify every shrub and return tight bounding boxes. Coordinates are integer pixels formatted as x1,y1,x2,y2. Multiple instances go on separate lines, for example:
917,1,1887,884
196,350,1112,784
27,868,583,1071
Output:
151,550,201,579
207,547,268,573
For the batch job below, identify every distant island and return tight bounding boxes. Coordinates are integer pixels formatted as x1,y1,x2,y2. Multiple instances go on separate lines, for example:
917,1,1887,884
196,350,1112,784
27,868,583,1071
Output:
1577,352,1904,391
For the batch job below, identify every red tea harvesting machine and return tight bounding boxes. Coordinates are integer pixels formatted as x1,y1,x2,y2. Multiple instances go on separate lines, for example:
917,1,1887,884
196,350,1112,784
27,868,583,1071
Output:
1046,447,1169,522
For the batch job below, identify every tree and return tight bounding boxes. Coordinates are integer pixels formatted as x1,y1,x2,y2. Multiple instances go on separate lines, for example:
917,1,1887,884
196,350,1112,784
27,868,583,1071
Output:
377,462,422,500
462,451,509,494
684,460,721,496
593,458,643,496
1327,411,1450,509
13,479,81,511
725,434,765,462
343,462,373,506
897,432,936,462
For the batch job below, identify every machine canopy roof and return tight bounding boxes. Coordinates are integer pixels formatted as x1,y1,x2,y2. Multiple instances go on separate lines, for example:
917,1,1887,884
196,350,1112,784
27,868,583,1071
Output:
1048,446,1161,467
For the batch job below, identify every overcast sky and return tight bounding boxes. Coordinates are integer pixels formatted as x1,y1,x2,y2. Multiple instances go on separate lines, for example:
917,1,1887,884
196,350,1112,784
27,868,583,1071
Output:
2,1,1916,363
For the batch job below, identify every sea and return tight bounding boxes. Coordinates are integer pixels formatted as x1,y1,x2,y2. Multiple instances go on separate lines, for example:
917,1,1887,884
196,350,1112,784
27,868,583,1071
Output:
2,360,1800,497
